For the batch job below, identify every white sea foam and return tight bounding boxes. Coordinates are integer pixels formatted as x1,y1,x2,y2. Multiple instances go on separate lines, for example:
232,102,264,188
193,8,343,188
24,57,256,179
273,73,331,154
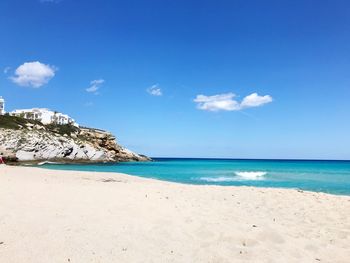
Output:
199,171,267,183
234,171,267,180
199,176,237,182
37,161,60,166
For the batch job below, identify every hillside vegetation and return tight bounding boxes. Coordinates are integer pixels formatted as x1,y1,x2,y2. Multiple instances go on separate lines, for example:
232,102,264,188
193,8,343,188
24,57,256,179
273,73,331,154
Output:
0,115,150,163
0,114,42,129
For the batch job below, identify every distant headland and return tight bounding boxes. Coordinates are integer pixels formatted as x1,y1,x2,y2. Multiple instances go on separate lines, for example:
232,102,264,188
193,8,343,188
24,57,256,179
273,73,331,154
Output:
0,96,150,164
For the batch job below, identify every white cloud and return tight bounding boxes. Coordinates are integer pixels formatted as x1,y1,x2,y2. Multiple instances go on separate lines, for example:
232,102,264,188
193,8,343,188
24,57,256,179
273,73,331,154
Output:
194,92,273,112
86,79,104,94
10,61,56,88
194,93,240,111
240,93,273,109
147,85,162,96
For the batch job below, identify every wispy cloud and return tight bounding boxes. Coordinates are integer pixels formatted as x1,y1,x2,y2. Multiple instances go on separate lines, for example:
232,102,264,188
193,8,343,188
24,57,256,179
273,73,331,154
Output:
84,102,94,107
39,0,62,3
86,79,104,95
10,61,57,88
3,67,10,74
147,84,162,96
194,92,272,112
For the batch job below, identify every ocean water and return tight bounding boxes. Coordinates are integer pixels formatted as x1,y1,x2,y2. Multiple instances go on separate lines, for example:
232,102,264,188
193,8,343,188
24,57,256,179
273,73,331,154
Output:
40,158,350,195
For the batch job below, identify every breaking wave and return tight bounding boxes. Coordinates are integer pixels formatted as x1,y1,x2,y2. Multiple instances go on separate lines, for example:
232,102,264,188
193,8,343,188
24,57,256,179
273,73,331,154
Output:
199,171,267,182
234,171,267,180
199,176,237,182
38,161,61,166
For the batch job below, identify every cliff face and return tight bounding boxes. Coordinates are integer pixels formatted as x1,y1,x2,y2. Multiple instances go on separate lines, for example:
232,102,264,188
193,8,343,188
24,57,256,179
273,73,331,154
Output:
0,115,150,163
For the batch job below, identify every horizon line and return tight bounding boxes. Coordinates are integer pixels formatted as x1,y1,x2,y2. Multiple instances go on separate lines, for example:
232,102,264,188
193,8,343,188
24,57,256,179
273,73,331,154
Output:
150,157,350,162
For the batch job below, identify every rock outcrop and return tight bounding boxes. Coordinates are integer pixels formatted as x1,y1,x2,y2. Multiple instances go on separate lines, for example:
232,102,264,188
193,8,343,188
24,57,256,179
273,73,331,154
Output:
0,115,150,163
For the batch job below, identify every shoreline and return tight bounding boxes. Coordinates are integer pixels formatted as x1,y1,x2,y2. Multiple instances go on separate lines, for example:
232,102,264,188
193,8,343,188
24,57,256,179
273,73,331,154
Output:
1,165,350,262
37,165,350,197
36,163,350,197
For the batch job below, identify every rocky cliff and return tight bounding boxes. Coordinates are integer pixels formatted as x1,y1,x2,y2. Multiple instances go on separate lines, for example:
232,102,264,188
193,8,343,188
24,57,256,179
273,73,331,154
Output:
0,115,150,163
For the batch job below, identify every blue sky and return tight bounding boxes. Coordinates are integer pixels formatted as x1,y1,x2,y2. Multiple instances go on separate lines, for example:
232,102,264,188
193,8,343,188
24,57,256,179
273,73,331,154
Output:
1,0,350,159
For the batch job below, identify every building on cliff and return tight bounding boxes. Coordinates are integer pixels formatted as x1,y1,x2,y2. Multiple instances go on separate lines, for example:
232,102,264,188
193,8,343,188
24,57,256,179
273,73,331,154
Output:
10,108,79,127
0,97,5,115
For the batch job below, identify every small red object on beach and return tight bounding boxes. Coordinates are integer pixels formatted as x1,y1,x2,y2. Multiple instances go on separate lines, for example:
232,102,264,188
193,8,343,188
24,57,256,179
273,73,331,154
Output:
0,157,5,164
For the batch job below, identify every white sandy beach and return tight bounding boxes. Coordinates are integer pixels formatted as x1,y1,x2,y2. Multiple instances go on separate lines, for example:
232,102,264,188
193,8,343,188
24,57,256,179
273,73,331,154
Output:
0,165,349,263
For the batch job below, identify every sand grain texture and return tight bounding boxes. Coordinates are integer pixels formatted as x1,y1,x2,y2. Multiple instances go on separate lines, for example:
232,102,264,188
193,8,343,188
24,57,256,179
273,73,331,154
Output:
0,166,349,262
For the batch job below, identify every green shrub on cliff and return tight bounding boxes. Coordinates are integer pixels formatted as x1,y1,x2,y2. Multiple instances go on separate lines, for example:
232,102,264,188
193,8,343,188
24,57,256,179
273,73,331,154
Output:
0,115,42,130
46,123,80,136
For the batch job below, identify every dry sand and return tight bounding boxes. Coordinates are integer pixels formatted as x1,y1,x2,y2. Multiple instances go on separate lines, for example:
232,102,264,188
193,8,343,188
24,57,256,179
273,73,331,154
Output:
0,165,349,263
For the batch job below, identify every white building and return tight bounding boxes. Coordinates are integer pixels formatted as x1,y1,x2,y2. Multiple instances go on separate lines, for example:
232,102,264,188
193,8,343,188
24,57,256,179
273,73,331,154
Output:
0,96,5,115
10,108,79,127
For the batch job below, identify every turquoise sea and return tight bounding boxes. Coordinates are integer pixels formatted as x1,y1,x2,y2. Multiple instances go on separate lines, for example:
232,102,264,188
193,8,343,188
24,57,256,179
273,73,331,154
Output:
41,158,350,195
